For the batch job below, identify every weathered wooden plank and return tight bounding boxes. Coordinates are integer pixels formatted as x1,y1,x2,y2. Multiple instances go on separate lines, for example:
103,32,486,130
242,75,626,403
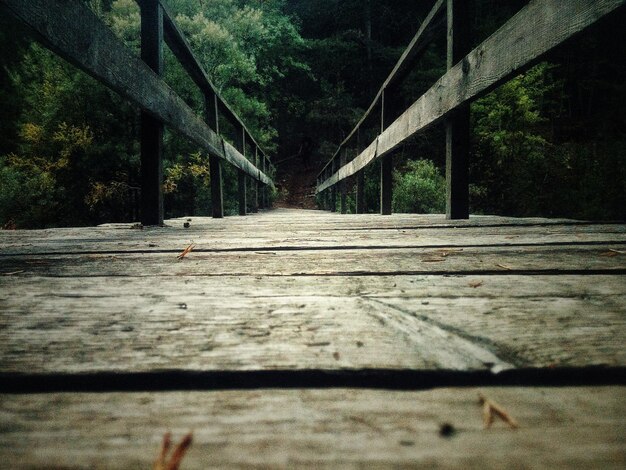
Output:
318,0,626,190
0,220,624,255
1,244,624,276
0,0,272,186
1,387,624,468
0,274,624,374
5,211,618,232
0,282,508,374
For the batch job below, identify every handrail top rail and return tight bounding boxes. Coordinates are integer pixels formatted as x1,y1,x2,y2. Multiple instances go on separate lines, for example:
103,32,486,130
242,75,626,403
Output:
0,0,274,185
316,0,626,195
154,0,272,168
317,0,445,178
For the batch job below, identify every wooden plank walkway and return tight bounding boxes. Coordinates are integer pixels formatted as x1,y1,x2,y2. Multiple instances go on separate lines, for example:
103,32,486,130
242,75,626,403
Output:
1,208,625,468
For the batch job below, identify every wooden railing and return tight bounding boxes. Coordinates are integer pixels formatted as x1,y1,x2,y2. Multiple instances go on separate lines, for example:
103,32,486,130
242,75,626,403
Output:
316,0,624,219
1,0,275,225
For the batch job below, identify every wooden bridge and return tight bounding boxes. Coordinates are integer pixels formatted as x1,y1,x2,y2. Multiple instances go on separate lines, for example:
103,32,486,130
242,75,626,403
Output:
1,209,625,467
1,0,625,468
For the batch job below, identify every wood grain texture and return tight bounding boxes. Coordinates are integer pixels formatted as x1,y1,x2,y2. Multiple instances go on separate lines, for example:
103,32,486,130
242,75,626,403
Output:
1,209,625,466
1,212,624,255
1,244,625,277
0,0,272,186
1,274,624,374
1,387,624,469
317,0,625,191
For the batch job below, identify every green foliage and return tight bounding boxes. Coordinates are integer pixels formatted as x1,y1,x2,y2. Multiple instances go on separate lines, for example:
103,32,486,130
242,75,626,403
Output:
1,1,625,226
163,152,212,217
470,62,556,215
470,61,626,219
0,0,309,227
159,0,309,151
392,160,445,214
0,154,59,228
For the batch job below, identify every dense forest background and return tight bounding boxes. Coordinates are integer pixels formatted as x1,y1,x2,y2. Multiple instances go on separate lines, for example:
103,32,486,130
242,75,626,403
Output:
0,0,624,228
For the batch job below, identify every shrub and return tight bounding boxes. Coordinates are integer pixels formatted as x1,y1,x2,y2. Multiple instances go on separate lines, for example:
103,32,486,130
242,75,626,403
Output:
392,159,445,214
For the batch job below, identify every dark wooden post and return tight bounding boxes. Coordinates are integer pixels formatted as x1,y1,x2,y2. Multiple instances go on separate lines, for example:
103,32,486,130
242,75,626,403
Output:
446,0,471,219
330,157,338,213
355,130,365,214
139,0,164,226
320,172,325,210
265,158,276,209
324,165,333,211
265,157,272,209
237,128,247,216
380,90,393,215
259,152,265,210
340,148,348,214
252,146,259,213
205,92,224,218
356,171,365,214
268,156,271,210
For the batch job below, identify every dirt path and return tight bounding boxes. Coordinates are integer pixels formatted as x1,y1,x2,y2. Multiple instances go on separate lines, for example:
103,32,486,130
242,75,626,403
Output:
273,157,320,209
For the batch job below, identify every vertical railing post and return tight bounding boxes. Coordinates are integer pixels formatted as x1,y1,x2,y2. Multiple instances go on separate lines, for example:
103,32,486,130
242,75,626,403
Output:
322,169,330,211
266,157,272,209
139,0,164,226
321,172,326,210
252,146,259,213
340,148,347,214
263,155,272,209
205,92,224,218
380,90,393,215
237,127,247,216
257,149,267,209
355,129,365,214
446,0,471,219
330,157,338,213
328,168,333,211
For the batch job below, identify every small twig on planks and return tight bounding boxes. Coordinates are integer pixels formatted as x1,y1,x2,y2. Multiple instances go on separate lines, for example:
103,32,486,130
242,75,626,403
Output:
1,270,25,276
434,248,463,257
600,249,623,257
177,243,196,260
478,393,519,429
154,432,193,470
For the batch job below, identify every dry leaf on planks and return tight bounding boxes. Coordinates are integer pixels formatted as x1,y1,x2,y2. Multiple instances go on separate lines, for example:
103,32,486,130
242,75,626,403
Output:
599,249,623,257
478,393,519,429
154,432,193,470
177,243,196,260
